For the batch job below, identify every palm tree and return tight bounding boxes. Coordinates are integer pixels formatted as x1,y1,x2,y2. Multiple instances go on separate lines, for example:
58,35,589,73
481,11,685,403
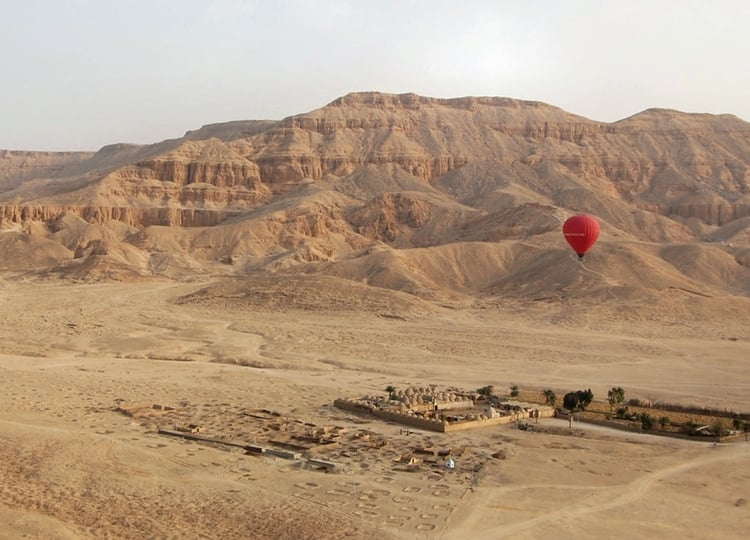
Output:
385,385,397,400
542,389,557,407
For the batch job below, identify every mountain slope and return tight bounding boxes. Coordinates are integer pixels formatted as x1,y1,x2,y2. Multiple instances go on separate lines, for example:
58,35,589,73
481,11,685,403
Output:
1,92,750,322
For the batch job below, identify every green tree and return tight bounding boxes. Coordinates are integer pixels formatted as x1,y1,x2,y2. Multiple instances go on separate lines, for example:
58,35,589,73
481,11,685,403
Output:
640,412,654,431
477,385,495,397
542,389,557,407
658,416,670,430
385,385,397,400
563,392,579,412
562,389,594,427
575,389,594,410
510,384,520,398
607,387,625,414
562,392,580,428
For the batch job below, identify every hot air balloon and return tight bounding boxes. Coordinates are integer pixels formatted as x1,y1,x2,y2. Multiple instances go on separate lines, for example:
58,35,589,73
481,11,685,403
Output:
562,214,600,259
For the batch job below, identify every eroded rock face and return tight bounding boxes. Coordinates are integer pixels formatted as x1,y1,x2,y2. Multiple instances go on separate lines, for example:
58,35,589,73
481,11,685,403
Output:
662,195,750,226
5,94,750,213
0,150,95,191
0,205,244,228
126,158,262,188
2,91,750,255
99,181,270,207
349,193,431,242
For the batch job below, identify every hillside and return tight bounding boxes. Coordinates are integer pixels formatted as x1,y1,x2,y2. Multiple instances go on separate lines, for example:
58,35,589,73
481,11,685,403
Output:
1,92,750,325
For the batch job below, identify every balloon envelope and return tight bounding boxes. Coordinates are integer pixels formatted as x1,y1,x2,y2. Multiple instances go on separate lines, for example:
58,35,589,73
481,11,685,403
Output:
562,214,600,258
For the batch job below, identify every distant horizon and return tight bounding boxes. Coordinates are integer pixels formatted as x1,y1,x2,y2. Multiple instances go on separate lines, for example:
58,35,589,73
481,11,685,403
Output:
2,90,748,154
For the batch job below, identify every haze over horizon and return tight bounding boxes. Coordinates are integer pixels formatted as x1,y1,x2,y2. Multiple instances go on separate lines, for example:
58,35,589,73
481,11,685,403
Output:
2,0,749,152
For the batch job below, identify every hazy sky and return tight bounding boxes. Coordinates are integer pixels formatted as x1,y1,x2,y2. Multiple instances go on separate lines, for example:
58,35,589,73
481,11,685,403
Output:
2,0,748,151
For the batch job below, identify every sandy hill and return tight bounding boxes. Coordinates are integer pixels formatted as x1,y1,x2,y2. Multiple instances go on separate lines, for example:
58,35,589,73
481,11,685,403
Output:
1,92,750,324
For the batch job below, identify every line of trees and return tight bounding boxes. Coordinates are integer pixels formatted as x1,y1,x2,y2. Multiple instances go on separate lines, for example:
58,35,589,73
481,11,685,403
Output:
384,382,748,436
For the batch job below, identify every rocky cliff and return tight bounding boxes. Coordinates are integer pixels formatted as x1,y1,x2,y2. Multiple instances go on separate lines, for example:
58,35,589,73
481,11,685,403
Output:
2,92,750,295
0,204,244,228
0,150,96,191
4,92,749,226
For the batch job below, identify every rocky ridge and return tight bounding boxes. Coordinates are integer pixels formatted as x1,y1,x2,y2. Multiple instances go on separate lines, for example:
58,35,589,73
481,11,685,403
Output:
1,92,750,308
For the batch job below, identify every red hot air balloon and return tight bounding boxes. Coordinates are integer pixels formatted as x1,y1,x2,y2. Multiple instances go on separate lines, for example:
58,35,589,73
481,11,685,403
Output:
562,214,600,259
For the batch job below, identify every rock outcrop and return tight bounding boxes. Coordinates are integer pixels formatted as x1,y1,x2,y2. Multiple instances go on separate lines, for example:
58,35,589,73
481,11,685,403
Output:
5,92,750,226
0,204,244,228
2,91,750,290
0,150,96,191
349,193,432,242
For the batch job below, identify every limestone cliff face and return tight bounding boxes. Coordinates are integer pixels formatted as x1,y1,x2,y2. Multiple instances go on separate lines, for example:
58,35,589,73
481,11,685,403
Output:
665,197,750,226
223,93,750,228
0,204,242,228
0,139,274,227
349,193,432,242
97,179,271,208
2,91,750,261
122,160,261,187
324,92,614,143
250,150,468,186
0,150,95,191
111,139,266,194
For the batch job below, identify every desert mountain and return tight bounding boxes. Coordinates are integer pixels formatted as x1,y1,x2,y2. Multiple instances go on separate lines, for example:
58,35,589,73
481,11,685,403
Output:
2,92,750,323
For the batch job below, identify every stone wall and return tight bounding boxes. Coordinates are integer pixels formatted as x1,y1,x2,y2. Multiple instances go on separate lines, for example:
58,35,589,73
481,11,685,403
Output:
333,398,555,433
443,406,555,432
443,415,516,432
436,400,475,411
333,399,445,432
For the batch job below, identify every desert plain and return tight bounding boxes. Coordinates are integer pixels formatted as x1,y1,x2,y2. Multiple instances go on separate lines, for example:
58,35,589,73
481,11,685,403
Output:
2,92,750,538
0,274,748,540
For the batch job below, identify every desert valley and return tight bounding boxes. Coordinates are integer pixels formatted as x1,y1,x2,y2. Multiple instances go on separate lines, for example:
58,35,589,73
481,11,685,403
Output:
1,92,749,539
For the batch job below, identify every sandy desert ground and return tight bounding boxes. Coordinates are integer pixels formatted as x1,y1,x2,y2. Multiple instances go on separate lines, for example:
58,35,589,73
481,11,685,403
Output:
0,276,749,539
